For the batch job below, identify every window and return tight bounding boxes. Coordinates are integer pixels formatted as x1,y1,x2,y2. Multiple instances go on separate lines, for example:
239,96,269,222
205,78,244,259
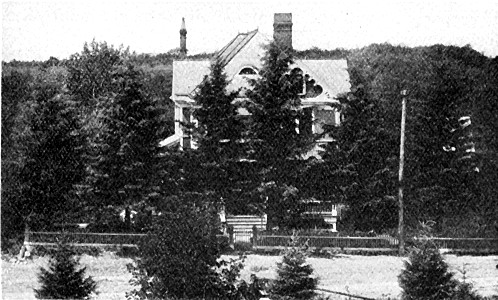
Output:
314,108,337,141
239,67,257,75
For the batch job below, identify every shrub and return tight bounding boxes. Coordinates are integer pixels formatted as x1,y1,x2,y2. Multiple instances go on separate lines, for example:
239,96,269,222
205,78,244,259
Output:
127,200,222,299
234,241,253,252
398,223,483,300
127,197,252,300
270,235,318,300
399,237,456,300
452,282,483,300
34,238,97,299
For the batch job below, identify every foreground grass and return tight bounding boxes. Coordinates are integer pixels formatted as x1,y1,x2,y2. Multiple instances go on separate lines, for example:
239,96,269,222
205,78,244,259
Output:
2,252,497,299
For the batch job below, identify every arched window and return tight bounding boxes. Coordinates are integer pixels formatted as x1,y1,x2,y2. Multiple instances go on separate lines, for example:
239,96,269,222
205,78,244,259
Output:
239,67,257,75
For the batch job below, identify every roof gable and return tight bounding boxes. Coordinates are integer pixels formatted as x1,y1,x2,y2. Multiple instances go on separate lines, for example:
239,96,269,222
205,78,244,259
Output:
215,30,259,66
171,31,350,102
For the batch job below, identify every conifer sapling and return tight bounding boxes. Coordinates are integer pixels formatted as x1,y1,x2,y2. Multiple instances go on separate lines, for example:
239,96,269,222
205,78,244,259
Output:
270,235,317,300
34,239,97,299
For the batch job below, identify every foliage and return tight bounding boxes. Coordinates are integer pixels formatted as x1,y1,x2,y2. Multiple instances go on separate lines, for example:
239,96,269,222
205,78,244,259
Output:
187,58,256,213
321,43,497,235
398,224,483,300
66,40,128,105
321,82,398,232
88,65,165,222
126,196,223,299
65,41,167,228
270,235,317,300
34,238,97,299
17,75,86,229
295,46,350,60
399,238,456,299
243,41,315,229
1,70,35,243
193,58,243,162
247,41,313,168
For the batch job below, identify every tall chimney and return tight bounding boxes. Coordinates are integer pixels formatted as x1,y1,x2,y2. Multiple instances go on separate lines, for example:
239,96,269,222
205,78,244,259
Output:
273,13,292,51
180,17,187,55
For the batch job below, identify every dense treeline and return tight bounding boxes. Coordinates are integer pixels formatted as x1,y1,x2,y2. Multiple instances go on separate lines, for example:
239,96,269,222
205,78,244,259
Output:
2,41,497,249
322,44,498,236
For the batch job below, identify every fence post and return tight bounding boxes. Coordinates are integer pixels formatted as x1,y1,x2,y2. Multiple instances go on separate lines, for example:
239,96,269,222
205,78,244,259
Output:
228,225,234,249
18,224,30,260
252,225,258,248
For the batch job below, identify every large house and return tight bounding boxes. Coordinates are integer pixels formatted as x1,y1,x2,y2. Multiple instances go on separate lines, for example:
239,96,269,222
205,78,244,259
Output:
162,13,351,232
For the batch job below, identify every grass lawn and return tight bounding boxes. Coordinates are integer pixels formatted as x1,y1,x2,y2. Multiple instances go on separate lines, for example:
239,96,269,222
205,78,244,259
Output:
2,252,497,299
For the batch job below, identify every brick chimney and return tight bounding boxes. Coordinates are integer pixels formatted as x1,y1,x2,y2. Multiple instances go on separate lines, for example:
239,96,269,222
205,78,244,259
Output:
273,13,292,51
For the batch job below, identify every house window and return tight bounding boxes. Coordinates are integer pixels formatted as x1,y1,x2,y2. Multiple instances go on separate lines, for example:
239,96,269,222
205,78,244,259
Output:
314,108,337,141
239,67,257,75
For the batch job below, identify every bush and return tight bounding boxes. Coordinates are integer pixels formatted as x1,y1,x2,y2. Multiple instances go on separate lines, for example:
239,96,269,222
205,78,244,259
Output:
127,197,252,300
452,282,483,300
234,241,253,252
127,200,222,299
399,237,456,300
34,238,97,299
270,235,318,300
398,224,483,300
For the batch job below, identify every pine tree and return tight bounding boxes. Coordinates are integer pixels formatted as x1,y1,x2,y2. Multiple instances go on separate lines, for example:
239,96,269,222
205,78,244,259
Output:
84,63,165,229
34,239,97,299
18,80,86,229
189,59,254,212
398,226,456,300
127,195,223,299
193,58,243,162
322,81,398,232
245,41,314,227
247,41,312,170
270,236,317,300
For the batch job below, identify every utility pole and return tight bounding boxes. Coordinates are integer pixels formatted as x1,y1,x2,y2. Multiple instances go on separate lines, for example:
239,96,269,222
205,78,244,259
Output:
398,89,407,255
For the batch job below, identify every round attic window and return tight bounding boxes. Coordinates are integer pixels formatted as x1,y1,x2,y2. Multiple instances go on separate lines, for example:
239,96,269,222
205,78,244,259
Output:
239,67,257,75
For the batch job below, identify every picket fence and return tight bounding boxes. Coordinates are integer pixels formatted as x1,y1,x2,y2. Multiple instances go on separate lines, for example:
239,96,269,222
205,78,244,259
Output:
22,230,498,254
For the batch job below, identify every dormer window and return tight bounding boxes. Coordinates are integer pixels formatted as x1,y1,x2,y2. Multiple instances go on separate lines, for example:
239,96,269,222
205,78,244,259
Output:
239,67,257,75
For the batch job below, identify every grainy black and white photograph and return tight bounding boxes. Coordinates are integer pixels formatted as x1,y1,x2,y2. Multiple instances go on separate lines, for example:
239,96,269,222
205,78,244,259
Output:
2,0,498,299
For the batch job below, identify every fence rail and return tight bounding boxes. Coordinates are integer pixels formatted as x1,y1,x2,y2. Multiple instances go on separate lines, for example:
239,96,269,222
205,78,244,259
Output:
255,235,399,251
23,231,498,254
25,231,147,248
422,237,498,251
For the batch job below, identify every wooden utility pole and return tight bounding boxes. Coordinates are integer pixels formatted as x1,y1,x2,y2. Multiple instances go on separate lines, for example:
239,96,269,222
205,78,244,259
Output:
398,90,407,255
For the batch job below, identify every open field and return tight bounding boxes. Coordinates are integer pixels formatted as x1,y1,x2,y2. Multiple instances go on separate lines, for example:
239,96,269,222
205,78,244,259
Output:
2,252,497,299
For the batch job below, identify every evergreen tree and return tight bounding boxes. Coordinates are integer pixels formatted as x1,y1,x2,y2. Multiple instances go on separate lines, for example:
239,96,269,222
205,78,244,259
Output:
1,70,35,242
34,239,97,299
322,81,398,232
398,224,456,300
270,236,317,300
245,41,314,227
18,79,85,229
247,41,312,169
87,65,165,229
193,58,243,162
127,195,223,299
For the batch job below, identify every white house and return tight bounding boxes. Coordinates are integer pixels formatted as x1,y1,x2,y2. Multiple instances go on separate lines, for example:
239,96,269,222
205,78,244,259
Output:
162,13,351,231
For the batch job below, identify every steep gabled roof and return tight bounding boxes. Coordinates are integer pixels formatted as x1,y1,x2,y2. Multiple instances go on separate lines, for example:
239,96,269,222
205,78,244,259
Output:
214,29,258,66
172,60,211,97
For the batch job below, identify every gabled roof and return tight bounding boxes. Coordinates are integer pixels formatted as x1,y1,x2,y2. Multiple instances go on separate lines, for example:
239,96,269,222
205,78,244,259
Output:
172,60,211,97
294,60,350,99
214,29,258,66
